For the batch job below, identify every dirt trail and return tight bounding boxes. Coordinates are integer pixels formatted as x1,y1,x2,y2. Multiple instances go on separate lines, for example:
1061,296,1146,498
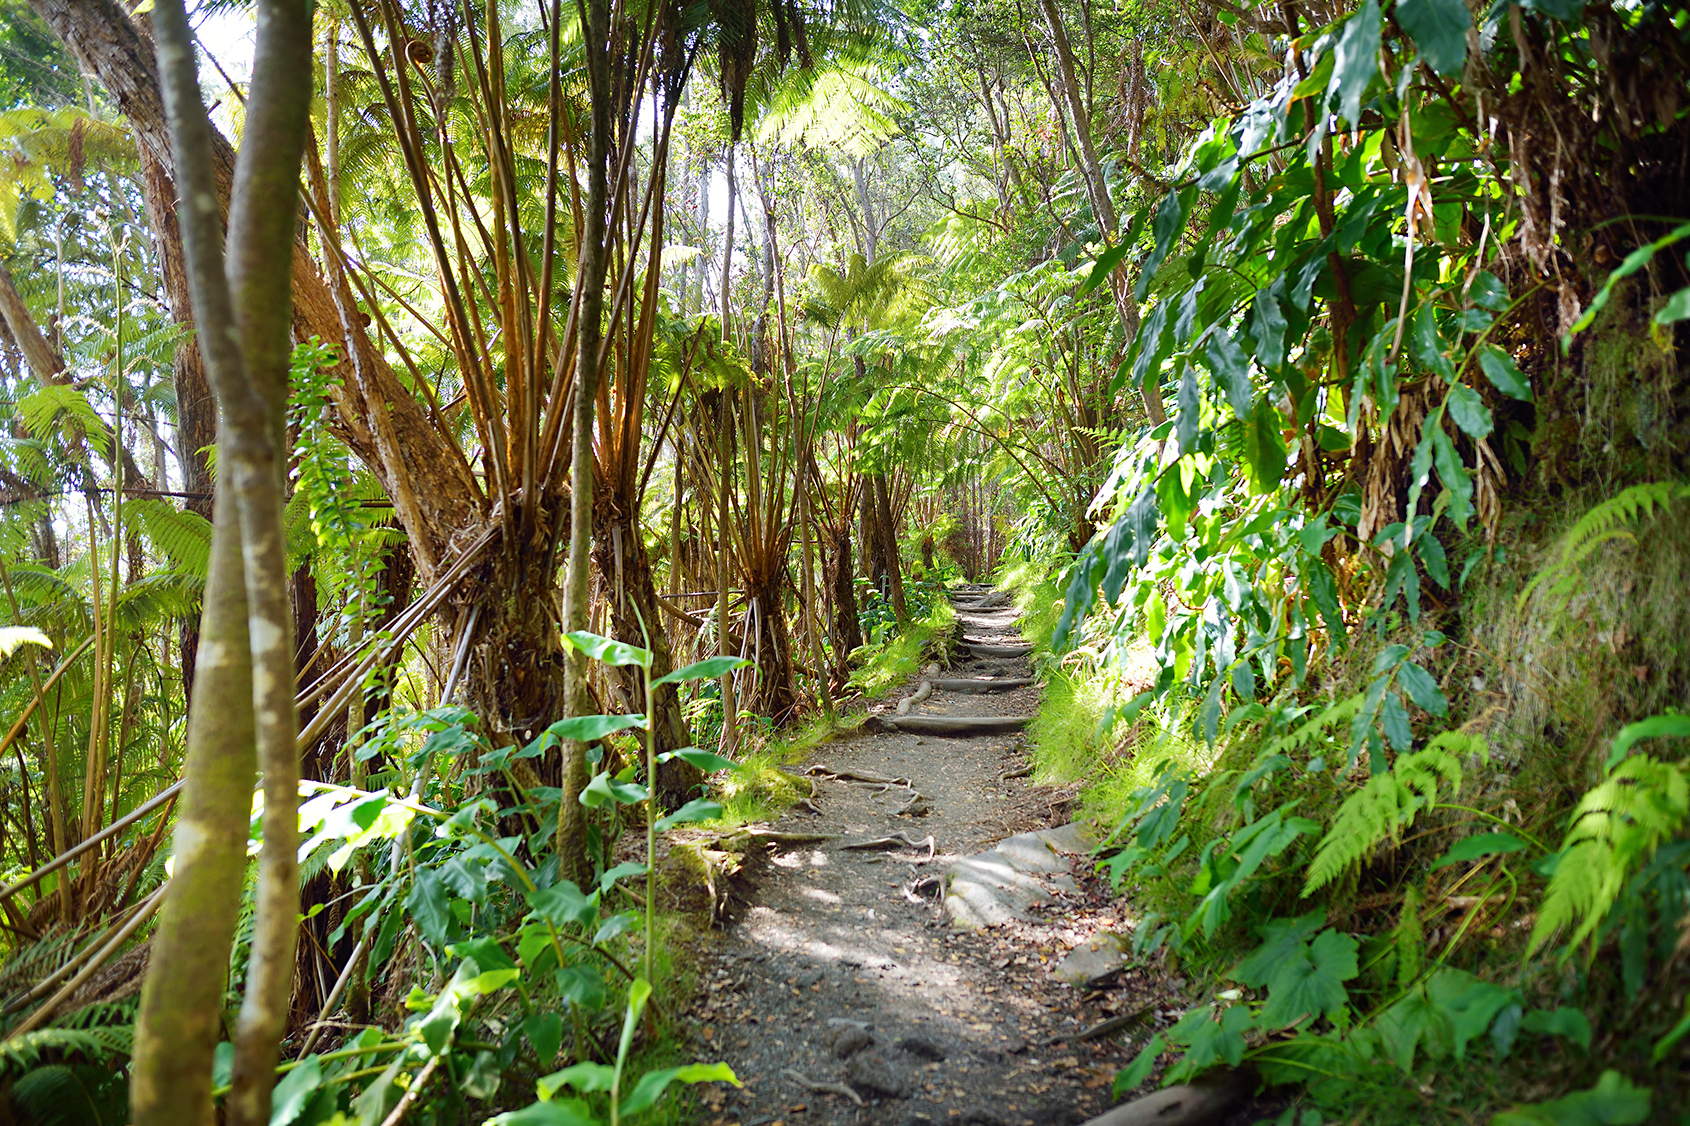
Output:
686,587,1165,1126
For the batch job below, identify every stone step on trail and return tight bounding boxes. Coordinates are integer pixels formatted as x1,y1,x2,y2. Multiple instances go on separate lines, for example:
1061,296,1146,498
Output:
944,823,1098,929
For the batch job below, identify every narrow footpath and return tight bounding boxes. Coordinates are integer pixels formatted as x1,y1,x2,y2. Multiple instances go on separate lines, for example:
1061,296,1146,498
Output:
685,586,1166,1126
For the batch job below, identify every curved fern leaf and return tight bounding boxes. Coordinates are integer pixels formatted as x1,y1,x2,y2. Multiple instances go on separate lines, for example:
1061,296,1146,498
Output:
1304,733,1482,894
1518,481,1690,612
1529,754,1689,956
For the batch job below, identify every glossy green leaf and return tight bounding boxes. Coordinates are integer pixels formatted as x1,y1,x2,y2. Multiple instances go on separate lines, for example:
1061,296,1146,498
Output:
1396,660,1448,716
1080,242,1133,297
1433,832,1528,868
528,880,598,929
618,1062,741,1117
562,631,651,667
599,861,648,892
524,1013,564,1067
1329,0,1381,125
655,798,724,831
538,1062,616,1100
1520,1006,1592,1050
269,1056,321,1126
1397,0,1471,75
580,771,649,808
487,1099,600,1126
660,747,740,773
543,714,646,743
1606,714,1690,772
1243,399,1288,493
407,868,452,949
1476,344,1531,400
555,964,606,1012
1446,382,1493,438
652,656,751,685
1204,331,1252,420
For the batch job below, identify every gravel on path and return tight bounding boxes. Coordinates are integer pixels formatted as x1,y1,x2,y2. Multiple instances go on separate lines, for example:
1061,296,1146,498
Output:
681,588,1176,1126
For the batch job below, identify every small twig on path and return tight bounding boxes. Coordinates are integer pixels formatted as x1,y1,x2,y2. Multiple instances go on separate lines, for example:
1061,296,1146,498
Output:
842,832,934,859
782,1068,865,1106
1000,763,1035,781
804,763,911,786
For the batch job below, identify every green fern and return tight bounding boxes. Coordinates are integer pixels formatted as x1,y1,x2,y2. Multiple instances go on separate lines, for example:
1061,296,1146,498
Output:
1303,733,1482,894
1529,753,1689,956
0,1026,132,1076
123,499,211,579
1518,481,1690,612
1264,694,1363,760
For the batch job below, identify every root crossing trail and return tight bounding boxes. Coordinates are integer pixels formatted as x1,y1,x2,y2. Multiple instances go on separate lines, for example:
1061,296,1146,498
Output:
686,586,1165,1126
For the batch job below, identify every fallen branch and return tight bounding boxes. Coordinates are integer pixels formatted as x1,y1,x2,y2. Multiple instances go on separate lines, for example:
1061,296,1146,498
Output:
1078,1005,1156,1042
1000,763,1036,781
782,1068,865,1106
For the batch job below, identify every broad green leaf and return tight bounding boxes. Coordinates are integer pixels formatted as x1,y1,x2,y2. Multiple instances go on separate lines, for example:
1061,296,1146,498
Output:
1136,189,1189,301
1381,690,1413,750
652,656,751,686
1329,0,1381,125
1176,365,1200,454
1490,1070,1650,1126
269,1056,321,1126
1428,970,1518,1060
538,1062,616,1099
655,799,724,831
592,911,639,946
660,747,740,773
1243,399,1288,494
449,935,515,972
487,1098,600,1126
1250,285,1288,369
562,631,651,668
544,714,646,743
1080,243,1133,297
419,991,461,1055
581,771,649,808
1260,929,1358,1028
1446,382,1493,438
1376,985,1448,1071
407,868,452,949
1204,331,1252,420
556,964,606,1011
1396,661,1448,716
1397,0,1471,75
1470,271,1511,311
1183,1005,1254,1070
1232,912,1326,988
1520,1007,1592,1050
1478,344,1533,400
528,881,598,929
1434,832,1527,868
1606,714,1690,772
525,1013,564,1067
618,1063,741,1117
1417,531,1451,589
1113,1033,1165,1096
0,626,50,658
1432,426,1473,526
599,861,648,892
1654,286,1690,325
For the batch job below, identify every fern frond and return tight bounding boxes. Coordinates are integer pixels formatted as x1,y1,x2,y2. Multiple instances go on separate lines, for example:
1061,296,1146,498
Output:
1519,481,1690,611
1529,754,1689,955
1304,734,1478,894
0,1026,132,1076
1264,694,1363,760
123,499,211,579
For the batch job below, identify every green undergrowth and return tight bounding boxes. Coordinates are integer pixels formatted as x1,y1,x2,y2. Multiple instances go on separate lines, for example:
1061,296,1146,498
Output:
707,710,858,828
846,597,955,699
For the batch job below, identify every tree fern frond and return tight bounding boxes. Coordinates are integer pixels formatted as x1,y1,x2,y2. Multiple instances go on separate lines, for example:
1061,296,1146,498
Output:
1304,734,1478,894
0,1026,132,1076
1529,753,1689,956
123,499,211,579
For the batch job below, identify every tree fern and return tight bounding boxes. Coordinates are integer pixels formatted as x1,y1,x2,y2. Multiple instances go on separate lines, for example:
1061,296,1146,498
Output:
0,1026,132,1076
1518,481,1690,612
1529,753,1689,956
1304,733,1483,894
123,499,211,579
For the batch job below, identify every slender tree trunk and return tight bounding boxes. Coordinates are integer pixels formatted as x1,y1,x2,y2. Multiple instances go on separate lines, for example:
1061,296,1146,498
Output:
131,472,254,1126
557,0,614,882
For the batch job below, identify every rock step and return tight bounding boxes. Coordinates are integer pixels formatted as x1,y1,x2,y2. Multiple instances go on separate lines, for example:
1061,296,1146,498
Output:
957,642,1033,658
889,714,1031,736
